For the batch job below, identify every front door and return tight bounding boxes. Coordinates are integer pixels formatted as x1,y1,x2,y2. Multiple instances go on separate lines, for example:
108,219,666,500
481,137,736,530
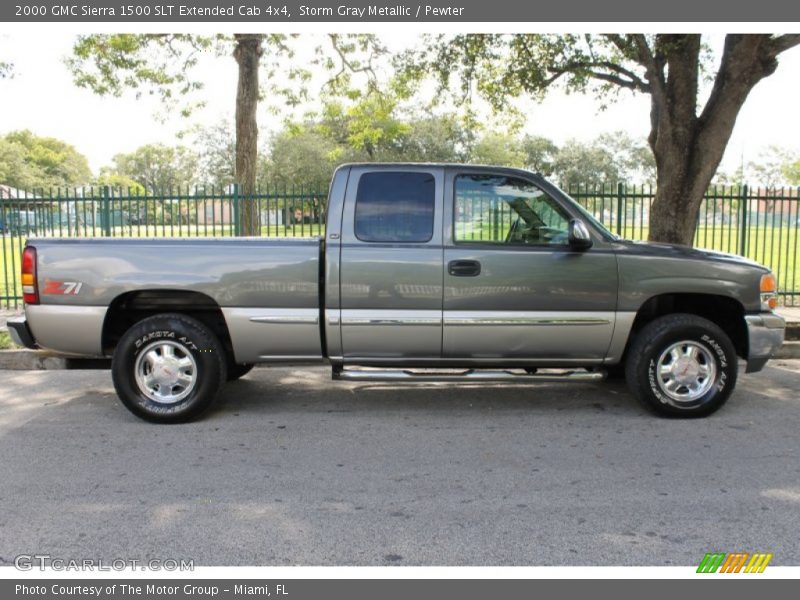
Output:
338,167,444,360
443,171,618,361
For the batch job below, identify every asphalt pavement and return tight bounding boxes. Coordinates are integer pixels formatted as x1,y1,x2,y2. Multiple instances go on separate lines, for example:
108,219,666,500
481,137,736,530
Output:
0,361,798,566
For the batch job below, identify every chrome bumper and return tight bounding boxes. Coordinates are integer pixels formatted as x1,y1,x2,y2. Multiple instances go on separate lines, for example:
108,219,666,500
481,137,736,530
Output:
745,313,785,373
6,316,37,350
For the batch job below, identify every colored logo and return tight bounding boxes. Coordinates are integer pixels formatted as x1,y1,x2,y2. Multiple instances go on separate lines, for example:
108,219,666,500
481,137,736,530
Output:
697,552,773,573
42,279,83,295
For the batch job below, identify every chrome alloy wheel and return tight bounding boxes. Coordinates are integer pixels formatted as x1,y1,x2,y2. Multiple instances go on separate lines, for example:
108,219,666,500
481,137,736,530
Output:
134,340,197,404
656,340,717,404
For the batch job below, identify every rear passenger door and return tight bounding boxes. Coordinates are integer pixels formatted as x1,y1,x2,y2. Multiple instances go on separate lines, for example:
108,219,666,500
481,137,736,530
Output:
338,167,444,360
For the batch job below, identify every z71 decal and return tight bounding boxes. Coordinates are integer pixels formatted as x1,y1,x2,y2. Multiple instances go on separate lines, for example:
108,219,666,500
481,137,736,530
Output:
43,279,83,295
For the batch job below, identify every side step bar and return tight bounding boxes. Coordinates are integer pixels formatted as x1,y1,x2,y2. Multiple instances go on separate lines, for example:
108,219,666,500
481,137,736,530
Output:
333,368,606,383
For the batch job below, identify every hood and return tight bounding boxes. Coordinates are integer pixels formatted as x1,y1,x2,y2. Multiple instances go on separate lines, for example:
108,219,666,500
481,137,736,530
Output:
616,239,768,271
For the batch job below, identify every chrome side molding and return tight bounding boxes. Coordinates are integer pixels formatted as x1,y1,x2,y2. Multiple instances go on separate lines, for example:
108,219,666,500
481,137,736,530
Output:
249,315,319,325
444,316,610,326
341,317,441,326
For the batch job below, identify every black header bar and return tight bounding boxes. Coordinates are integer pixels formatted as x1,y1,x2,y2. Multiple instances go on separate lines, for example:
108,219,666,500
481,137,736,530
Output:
3,0,800,22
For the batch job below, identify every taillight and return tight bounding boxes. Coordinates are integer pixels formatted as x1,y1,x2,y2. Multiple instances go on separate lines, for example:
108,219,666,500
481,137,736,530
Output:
21,246,39,305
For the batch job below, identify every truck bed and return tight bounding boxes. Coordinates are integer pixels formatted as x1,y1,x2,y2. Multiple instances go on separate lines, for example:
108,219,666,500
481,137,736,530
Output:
24,237,324,362
30,237,322,309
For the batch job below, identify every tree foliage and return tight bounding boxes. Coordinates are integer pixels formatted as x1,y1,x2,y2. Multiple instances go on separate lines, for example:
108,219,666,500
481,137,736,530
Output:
0,130,91,190
783,159,800,185
744,145,800,187
67,34,220,116
191,121,237,190
100,144,198,192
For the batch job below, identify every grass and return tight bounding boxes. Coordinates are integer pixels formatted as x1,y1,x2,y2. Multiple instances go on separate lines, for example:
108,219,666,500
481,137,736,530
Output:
0,331,17,350
1,222,798,309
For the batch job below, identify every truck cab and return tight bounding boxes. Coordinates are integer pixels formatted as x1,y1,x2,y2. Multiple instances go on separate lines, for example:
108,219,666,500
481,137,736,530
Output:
324,164,620,365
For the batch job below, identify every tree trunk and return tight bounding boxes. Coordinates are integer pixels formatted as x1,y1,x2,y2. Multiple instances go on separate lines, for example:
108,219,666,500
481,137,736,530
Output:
233,34,263,236
646,35,788,246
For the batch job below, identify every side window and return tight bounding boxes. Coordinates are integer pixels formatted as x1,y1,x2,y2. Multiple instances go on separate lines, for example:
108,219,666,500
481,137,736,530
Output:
454,174,571,246
355,172,435,243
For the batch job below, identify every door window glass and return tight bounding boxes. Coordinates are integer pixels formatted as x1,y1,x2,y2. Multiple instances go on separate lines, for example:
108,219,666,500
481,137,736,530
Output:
454,174,570,245
355,172,435,243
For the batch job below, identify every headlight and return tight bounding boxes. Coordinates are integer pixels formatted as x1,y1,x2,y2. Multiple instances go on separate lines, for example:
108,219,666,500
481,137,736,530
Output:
760,273,777,311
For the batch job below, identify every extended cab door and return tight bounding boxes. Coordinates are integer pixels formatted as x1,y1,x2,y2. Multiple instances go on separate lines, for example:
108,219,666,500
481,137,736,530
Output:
442,169,618,361
337,166,444,360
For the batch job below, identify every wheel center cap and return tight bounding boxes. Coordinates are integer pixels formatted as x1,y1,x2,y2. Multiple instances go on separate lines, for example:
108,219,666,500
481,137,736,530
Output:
156,359,179,385
673,358,699,384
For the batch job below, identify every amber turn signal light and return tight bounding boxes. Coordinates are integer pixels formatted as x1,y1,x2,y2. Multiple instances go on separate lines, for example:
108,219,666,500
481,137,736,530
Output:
760,273,777,310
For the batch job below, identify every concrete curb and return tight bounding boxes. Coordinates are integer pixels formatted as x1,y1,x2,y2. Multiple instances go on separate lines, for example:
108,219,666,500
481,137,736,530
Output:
0,350,68,370
776,341,800,359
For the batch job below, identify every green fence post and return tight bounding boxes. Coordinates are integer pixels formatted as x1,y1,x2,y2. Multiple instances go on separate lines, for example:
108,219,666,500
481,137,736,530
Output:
616,181,624,237
101,186,112,237
739,183,748,256
233,183,241,237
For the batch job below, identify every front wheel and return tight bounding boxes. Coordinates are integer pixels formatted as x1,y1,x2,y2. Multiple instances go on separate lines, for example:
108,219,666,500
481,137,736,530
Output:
112,313,227,423
625,314,737,418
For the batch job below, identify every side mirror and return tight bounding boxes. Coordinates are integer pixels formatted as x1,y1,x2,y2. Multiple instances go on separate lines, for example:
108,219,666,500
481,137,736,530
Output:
568,219,593,250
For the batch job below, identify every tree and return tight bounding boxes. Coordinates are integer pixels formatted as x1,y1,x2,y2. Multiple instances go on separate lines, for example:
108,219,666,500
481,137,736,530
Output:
406,34,800,245
391,113,469,162
520,135,558,176
783,159,800,185
595,131,655,183
261,106,471,190
67,33,384,235
192,121,237,190
261,127,342,190
551,139,619,188
0,130,91,190
101,144,197,192
469,132,526,166
746,145,798,188
233,34,263,234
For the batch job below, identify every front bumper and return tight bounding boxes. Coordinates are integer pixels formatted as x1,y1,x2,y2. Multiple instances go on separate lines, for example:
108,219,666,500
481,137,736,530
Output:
6,316,38,350
745,313,785,373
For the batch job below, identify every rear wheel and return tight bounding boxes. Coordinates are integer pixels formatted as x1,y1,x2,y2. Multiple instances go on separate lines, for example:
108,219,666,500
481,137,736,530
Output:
625,313,737,418
111,313,227,423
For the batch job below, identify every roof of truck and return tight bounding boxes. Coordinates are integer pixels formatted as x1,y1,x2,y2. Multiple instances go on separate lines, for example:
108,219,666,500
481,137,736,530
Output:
337,162,542,176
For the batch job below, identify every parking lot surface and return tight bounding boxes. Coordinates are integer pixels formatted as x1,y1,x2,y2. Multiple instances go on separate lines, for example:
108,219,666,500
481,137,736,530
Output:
0,362,799,566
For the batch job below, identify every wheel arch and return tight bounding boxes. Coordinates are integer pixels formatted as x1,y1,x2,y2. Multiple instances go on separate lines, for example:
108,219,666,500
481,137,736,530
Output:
622,293,748,362
102,289,234,361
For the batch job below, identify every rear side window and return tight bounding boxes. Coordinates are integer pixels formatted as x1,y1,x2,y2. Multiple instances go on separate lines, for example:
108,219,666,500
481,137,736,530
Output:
354,172,435,243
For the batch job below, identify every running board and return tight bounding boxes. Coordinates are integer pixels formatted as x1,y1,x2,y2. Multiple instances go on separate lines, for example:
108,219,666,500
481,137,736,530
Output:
332,368,606,383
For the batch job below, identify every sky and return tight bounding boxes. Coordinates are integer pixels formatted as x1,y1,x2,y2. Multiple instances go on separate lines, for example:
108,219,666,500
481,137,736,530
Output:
1,32,799,175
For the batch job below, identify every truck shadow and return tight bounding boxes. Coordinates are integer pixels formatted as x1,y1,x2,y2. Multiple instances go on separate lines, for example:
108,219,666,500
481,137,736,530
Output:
209,363,800,421
213,375,641,418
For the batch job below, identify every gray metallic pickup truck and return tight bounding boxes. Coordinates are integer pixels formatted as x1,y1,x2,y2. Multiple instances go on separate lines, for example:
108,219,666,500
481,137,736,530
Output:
8,164,786,422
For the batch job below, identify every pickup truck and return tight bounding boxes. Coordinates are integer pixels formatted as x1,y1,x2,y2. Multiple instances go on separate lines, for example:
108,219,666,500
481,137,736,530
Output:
7,163,786,423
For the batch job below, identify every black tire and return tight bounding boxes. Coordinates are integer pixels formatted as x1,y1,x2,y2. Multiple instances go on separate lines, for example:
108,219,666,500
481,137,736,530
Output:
111,313,227,423
227,363,255,381
625,313,737,418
